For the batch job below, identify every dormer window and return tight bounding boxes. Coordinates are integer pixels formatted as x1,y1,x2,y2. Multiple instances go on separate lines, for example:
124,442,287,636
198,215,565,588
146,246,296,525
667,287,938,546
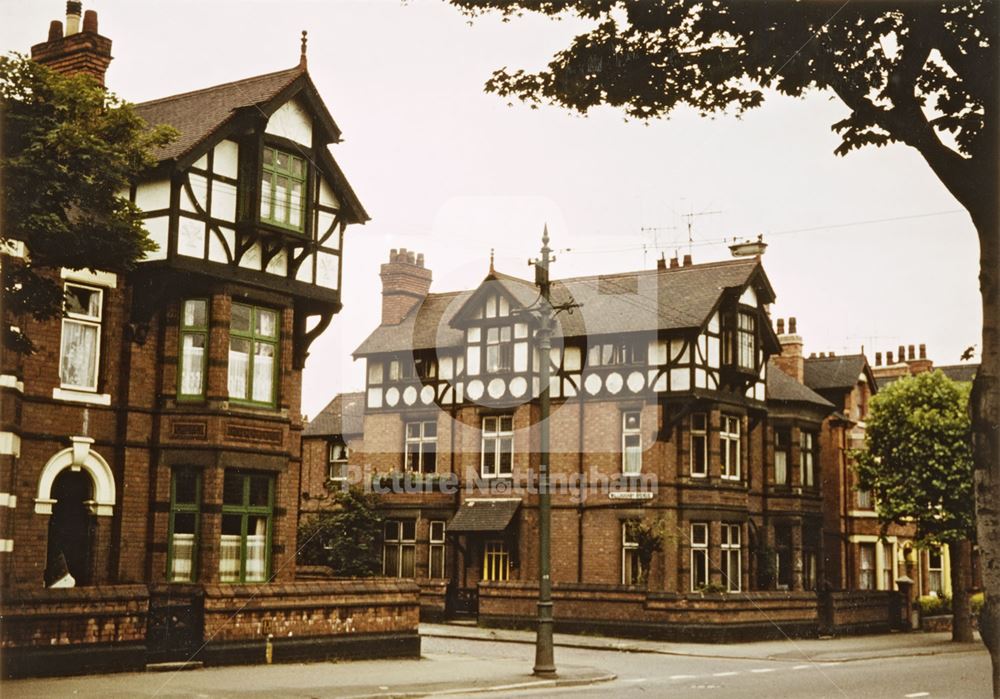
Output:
723,310,756,372
260,146,305,232
486,327,513,372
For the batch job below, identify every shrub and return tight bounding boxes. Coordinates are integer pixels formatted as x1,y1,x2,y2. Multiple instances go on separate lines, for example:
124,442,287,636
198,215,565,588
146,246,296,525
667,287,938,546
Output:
917,594,952,616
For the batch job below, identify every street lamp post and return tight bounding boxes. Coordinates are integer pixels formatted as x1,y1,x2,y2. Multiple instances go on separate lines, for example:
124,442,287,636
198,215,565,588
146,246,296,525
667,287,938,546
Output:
532,225,556,677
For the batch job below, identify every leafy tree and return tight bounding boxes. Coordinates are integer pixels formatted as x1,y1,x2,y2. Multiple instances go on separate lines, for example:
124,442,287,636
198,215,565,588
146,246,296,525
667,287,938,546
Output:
0,54,175,352
853,370,975,642
297,487,384,577
446,2,998,689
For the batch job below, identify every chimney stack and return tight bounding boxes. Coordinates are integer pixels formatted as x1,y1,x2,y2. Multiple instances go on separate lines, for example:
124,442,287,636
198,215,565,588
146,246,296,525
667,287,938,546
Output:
380,248,432,325
887,350,894,365
907,344,915,361
657,255,666,271
682,254,693,267
773,317,805,383
669,256,679,269
897,345,905,363
31,3,113,87
875,352,882,367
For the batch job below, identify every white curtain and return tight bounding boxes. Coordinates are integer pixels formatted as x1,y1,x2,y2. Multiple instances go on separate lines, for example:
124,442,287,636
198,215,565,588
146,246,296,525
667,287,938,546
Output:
60,320,98,389
181,335,205,395
245,517,268,582
170,533,195,582
252,345,274,403
219,535,241,582
228,344,249,400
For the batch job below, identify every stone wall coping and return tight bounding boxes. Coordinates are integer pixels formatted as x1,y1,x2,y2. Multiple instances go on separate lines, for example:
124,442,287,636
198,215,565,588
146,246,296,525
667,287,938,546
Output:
202,578,420,598
1,584,150,606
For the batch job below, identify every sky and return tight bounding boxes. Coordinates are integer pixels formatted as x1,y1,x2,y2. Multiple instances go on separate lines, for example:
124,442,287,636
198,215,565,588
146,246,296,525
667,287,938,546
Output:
1,0,982,420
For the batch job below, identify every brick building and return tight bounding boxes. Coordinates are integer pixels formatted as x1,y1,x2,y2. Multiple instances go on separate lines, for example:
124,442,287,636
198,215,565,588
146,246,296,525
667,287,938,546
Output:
0,4,420,676
300,246,895,638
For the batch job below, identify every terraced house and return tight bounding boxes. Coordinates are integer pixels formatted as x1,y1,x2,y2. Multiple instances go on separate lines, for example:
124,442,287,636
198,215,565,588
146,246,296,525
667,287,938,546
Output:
304,246,896,639
0,3,420,677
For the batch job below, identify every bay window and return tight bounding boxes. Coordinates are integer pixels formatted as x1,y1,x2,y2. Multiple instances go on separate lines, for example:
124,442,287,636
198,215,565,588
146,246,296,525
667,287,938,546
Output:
481,415,514,477
228,303,279,406
179,299,208,399
774,429,790,486
721,523,741,592
690,522,709,591
260,146,305,232
220,471,273,583
800,431,817,487
721,415,741,480
690,413,707,477
168,468,201,582
723,310,756,371
383,520,415,577
404,421,437,474
622,411,642,474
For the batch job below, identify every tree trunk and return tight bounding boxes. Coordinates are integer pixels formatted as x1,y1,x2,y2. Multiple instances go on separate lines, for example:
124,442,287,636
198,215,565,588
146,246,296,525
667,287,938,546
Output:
971,207,1000,697
950,539,974,643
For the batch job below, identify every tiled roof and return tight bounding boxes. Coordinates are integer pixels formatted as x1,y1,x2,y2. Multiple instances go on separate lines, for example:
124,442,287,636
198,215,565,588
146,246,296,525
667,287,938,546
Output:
937,364,978,383
804,354,869,391
766,360,834,409
355,258,765,356
447,498,521,533
303,391,365,438
135,67,304,162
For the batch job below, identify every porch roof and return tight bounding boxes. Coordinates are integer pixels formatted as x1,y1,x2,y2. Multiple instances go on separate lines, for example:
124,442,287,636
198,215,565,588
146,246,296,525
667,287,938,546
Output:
447,498,521,533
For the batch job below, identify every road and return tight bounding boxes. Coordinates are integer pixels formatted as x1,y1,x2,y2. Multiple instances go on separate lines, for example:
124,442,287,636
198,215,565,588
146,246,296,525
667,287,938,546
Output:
429,636,991,699
3,634,991,698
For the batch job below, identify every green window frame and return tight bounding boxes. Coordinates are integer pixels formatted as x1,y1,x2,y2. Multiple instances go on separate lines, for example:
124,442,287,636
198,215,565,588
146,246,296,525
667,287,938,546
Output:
260,146,306,232
228,303,279,407
178,299,209,400
220,471,274,583
168,468,201,582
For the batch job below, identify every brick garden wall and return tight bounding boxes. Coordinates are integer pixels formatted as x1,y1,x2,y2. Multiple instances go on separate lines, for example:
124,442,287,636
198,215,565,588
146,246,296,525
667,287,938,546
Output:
1,585,150,677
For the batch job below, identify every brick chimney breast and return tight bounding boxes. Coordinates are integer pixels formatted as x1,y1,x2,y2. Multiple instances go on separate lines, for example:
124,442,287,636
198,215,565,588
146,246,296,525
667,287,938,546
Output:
774,317,804,383
31,3,113,87
380,248,432,325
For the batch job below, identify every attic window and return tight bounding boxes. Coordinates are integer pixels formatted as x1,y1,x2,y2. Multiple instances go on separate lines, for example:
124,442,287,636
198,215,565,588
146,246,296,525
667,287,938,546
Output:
723,310,756,372
260,146,305,231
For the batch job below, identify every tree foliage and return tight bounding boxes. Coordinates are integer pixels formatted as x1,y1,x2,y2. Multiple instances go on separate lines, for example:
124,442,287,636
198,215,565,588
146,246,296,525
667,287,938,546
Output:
297,487,384,577
0,53,175,352
449,1,996,225
853,370,974,547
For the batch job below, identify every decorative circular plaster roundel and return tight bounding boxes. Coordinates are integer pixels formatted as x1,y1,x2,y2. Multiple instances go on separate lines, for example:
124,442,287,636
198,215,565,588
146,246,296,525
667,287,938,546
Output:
509,377,528,398
605,372,624,395
403,386,417,406
385,387,400,407
584,374,602,396
420,385,435,405
487,378,505,399
467,380,485,401
627,371,645,393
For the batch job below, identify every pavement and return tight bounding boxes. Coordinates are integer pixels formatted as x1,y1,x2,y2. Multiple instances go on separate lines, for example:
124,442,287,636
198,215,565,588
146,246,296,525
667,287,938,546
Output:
421,621,984,664
4,624,985,698
3,645,614,698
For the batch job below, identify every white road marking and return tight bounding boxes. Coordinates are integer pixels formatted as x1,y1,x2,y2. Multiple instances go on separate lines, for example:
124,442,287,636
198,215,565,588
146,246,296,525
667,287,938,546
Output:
623,678,647,683
669,674,697,680
904,693,930,698
713,671,739,677
751,668,776,673
792,665,812,670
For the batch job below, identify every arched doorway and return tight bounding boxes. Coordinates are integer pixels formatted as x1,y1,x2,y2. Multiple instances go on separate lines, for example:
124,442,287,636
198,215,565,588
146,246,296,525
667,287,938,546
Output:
45,469,95,586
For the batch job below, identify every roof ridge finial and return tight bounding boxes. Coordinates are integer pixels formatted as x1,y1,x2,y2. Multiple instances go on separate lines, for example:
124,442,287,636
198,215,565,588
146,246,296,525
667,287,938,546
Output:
300,30,308,69
489,248,495,274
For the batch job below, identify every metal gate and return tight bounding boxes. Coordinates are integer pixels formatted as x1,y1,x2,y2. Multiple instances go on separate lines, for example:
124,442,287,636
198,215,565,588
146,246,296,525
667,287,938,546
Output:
146,584,204,664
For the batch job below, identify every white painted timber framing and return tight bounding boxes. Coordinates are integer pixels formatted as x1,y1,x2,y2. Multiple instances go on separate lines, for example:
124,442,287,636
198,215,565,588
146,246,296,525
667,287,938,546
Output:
177,217,206,258
214,139,240,179
134,179,171,212
319,178,340,208
266,99,312,145
739,286,758,306
142,216,169,261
